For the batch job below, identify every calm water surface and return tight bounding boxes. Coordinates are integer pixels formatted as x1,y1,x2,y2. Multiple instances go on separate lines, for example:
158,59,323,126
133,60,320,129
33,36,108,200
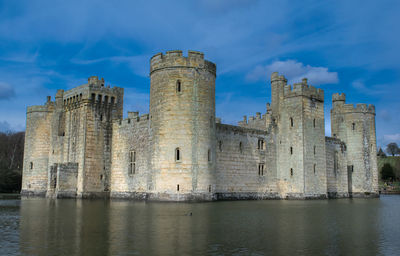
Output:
1,195,400,256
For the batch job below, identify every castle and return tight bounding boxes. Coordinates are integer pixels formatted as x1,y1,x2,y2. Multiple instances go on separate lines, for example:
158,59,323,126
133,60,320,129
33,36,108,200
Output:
21,50,379,200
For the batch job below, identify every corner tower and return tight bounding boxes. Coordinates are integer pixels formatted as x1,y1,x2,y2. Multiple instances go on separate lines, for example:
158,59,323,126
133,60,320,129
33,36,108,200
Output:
149,50,217,200
331,93,378,196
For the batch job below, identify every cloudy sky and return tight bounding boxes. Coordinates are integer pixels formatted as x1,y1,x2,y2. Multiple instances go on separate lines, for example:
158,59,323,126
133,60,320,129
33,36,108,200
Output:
0,0,399,148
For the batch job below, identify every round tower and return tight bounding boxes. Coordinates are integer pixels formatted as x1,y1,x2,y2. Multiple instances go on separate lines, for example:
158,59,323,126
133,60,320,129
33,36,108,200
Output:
149,50,216,200
21,102,54,196
331,94,378,196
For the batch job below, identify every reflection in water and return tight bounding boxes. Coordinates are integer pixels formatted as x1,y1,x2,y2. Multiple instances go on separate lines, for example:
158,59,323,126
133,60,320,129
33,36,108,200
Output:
12,196,400,255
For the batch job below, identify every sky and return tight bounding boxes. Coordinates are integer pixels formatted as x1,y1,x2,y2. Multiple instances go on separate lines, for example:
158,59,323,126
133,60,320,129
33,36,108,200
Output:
0,0,399,149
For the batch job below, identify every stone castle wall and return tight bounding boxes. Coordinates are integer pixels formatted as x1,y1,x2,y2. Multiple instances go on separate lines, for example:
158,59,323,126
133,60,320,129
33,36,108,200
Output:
215,124,278,199
21,50,379,201
325,137,349,198
110,114,151,199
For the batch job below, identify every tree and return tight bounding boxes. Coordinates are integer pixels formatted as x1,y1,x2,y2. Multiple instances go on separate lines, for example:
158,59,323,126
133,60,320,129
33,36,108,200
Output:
377,147,386,157
381,163,395,181
0,131,25,193
386,143,400,157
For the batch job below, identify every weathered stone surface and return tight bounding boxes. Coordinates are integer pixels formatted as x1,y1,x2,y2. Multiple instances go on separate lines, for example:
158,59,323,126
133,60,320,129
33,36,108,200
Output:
21,51,379,201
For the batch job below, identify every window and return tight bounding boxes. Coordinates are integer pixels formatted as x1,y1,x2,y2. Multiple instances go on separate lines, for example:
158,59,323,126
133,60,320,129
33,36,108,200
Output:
290,147,293,155
208,185,212,192
104,96,109,104
352,123,355,130
91,93,96,102
30,162,33,170
314,146,316,155
239,142,243,154
111,97,115,104
176,80,182,93
98,94,102,103
177,184,180,191
129,151,136,174
258,163,265,176
218,141,223,152
100,174,103,180
314,164,316,174
258,139,265,150
208,149,211,162
100,114,103,121
175,148,181,161
290,168,293,177
313,119,316,128
290,117,294,127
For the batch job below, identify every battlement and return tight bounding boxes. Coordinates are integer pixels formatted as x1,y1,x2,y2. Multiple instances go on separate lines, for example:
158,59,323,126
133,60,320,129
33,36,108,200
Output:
340,103,376,114
27,105,52,113
114,112,150,128
150,50,216,76
61,77,123,109
332,93,346,102
283,78,324,101
271,72,288,83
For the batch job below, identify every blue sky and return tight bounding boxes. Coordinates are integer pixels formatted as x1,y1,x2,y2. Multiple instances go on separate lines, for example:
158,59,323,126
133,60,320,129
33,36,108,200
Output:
0,0,399,148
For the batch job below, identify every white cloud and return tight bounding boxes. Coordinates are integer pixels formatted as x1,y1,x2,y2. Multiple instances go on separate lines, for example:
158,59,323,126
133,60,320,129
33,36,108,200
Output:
246,60,338,85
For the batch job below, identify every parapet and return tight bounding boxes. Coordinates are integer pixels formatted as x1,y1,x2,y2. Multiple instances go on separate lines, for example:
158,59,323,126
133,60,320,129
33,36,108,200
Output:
150,50,216,76
237,112,266,131
340,103,376,114
332,93,346,102
271,72,288,83
27,105,52,114
114,113,150,129
88,76,105,87
283,78,324,101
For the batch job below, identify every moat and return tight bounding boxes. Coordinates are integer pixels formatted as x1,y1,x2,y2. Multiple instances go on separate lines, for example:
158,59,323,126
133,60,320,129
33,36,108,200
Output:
1,196,400,256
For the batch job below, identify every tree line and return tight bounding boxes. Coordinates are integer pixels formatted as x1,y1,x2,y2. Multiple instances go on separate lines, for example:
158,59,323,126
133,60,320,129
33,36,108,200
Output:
0,131,25,193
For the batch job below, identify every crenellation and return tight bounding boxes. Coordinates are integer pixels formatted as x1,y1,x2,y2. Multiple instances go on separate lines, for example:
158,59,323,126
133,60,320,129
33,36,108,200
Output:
150,50,216,76
283,81,324,101
22,50,379,201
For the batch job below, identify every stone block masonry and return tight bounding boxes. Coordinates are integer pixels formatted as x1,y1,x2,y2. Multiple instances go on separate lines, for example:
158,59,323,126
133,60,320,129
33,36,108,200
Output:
21,50,379,201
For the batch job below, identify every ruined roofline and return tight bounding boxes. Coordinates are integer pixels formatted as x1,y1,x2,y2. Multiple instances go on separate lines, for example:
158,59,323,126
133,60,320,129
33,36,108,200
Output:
150,50,216,76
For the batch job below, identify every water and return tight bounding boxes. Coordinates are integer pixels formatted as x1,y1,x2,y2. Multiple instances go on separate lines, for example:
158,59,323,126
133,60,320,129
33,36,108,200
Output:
1,196,400,256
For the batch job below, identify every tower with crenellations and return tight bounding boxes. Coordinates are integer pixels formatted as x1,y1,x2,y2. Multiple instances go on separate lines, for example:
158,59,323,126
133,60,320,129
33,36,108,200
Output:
331,93,378,196
271,72,327,198
149,50,217,200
